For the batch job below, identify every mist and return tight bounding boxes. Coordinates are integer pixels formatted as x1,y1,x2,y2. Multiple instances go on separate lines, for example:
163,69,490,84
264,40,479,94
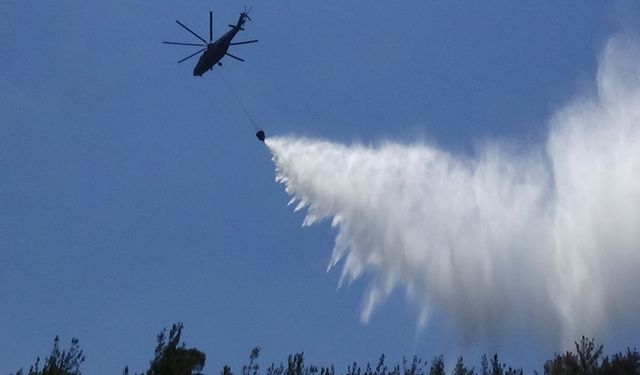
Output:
265,35,640,348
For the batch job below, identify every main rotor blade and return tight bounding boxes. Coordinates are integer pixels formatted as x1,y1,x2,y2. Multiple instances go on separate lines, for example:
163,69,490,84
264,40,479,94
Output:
225,52,244,62
163,41,206,47
178,48,205,63
229,40,258,46
209,11,213,42
175,20,207,44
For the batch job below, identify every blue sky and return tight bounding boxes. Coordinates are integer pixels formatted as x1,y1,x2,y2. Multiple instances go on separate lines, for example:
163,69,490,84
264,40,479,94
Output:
1,1,637,374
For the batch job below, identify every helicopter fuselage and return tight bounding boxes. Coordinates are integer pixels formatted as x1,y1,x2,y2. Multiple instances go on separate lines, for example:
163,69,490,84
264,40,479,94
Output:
193,28,240,76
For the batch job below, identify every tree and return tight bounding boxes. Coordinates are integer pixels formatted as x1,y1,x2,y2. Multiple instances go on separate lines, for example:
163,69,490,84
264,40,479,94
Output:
15,336,85,375
489,354,504,375
480,354,489,375
429,355,445,375
375,354,388,375
543,337,607,375
147,323,206,375
451,357,474,375
14,330,640,375
286,353,305,375
243,347,261,375
574,336,603,375
402,356,425,375
544,350,580,375
600,347,640,375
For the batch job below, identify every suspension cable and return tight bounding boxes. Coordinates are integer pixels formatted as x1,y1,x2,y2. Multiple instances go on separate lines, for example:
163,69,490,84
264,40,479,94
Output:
216,70,260,132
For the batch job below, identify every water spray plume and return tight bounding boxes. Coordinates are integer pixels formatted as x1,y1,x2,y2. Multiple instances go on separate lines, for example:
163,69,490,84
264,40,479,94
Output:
266,35,640,347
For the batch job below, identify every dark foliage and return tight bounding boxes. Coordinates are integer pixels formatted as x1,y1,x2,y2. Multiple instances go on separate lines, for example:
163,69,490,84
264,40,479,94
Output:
146,323,206,375
451,357,475,375
14,328,640,375
242,347,261,375
14,336,85,375
429,355,444,375
543,336,640,375
600,348,640,374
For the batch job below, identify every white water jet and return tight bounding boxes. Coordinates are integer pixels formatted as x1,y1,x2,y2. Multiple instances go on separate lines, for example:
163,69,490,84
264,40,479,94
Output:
266,35,640,346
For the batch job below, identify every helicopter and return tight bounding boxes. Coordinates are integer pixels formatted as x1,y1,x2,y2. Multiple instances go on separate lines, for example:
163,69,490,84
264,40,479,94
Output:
164,8,258,76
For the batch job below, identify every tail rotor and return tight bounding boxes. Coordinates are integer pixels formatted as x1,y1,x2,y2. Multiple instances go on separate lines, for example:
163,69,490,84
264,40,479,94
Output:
243,6,253,21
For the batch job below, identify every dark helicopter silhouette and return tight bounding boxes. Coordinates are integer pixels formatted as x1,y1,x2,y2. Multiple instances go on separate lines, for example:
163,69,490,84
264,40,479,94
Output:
164,8,258,76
